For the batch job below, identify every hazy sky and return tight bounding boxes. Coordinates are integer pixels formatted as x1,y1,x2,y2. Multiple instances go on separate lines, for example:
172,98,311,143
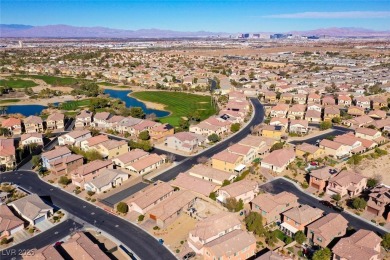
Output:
1,0,390,32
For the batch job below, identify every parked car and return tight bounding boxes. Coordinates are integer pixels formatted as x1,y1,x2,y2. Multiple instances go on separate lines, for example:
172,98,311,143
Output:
183,252,196,260
319,200,333,208
333,204,344,212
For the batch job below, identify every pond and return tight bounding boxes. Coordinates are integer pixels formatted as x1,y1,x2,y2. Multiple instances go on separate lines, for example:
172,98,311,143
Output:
103,89,169,117
1,105,47,116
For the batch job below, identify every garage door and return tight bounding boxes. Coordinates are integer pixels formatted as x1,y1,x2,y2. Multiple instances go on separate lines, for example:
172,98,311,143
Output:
10,224,24,235
366,206,379,215
311,183,320,190
34,215,46,225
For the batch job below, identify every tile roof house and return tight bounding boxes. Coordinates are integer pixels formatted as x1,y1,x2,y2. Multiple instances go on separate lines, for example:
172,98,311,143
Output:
217,180,259,204
289,119,309,134
332,229,382,260
261,149,295,173
91,112,111,128
345,115,374,128
250,191,299,224
188,212,242,254
202,229,256,260
305,109,322,123
20,133,44,147
227,143,257,164
0,139,16,170
295,143,325,160
355,127,384,143
1,117,22,135
22,244,64,260
46,113,64,130
347,106,365,117
49,154,83,176
169,173,218,197
126,153,166,175
81,135,129,159
147,190,196,228
84,168,129,194
366,186,390,222
326,170,367,198
75,110,93,128
261,125,284,140
41,146,72,169
355,96,370,109
307,93,321,104
71,160,113,187
319,139,351,159
61,232,110,260
189,117,232,136
58,130,92,146
270,104,289,118
255,250,292,260
306,213,348,247
309,166,336,191
111,149,149,168
126,181,174,215
238,135,270,157
288,104,306,120
322,96,336,106
371,96,387,110
280,205,324,237
323,106,340,121
368,109,387,120
270,117,289,129
149,123,175,143
211,150,244,173
8,194,53,226
186,164,238,185
23,115,44,133
0,205,24,238
164,132,206,153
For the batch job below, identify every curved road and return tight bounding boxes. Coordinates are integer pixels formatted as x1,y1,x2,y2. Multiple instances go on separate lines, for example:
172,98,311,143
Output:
0,97,264,259
154,97,264,182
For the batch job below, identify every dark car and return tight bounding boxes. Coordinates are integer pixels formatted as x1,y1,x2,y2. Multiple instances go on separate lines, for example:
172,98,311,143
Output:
54,241,63,247
319,200,333,208
183,252,196,260
333,204,344,212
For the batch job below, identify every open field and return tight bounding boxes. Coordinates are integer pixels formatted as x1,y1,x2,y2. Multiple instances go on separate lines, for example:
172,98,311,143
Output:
131,91,217,126
0,99,21,104
0,78,38,88
59,99,91,110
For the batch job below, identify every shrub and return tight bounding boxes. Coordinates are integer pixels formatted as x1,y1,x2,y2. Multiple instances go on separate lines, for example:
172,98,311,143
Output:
175,249,180,253
284,236,293,245
153,226,160,230
294,231,306,244
367,178,378,188
270,142,284,152
28,228,34,234
117,202,128,214
209,192,216,201
319,121,332,130
332,194,341,202
53,216,59,221
138,215,145,222
301,182,309,189
91,198,96,202
352,197,367,210
0,237,8,245
371,219,376,223
207,133,220,143
58,176,71,186
139,131,150,140
87,191,95,196
230,123,241,133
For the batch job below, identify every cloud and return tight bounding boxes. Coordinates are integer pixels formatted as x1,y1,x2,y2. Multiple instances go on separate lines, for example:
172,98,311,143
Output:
263,11,390,19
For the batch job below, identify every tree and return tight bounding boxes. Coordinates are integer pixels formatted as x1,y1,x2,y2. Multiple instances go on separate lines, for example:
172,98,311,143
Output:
319,121,332,130
367,178,378,188
382,233,390,250
225,198,243,212
222,179,230,187
332,117,341,124
332,193,341,202
209,192,216,201
31,155,41,168
270,142,284,152
116,202,128,214
0,127,10,137
294,231,306,244
208,133,220,143
230,123,241,133
244,212,264,236
89,127,100,137
138,215,145,222
129,107,145,119
352,197,367,210
58,176,71,186
139,131,150,140
312,248,331,260
347,154,363,166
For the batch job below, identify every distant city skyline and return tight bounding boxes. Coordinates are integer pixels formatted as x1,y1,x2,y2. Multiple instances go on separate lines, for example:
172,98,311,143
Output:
1,0,390,32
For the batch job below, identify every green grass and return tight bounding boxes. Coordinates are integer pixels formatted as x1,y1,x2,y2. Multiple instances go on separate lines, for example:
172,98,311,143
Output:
0,79,38,88
15,75,86,86
273,229,288,241
0,99,21,104
98,82,116,86
131,91,217,126
59,99,91,110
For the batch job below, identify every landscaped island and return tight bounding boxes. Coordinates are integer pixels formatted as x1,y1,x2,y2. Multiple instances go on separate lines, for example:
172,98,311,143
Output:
131,91,217,126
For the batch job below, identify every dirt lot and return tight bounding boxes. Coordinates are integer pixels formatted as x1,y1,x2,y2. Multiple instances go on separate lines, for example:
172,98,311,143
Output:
353,144,390,185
